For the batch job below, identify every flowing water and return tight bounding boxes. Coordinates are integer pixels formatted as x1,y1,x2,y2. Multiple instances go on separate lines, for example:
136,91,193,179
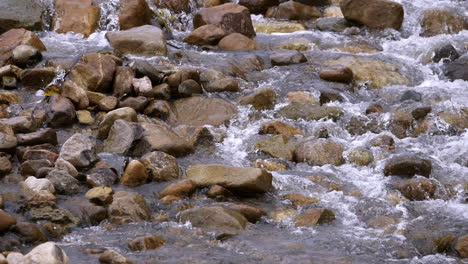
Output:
4,0,468,263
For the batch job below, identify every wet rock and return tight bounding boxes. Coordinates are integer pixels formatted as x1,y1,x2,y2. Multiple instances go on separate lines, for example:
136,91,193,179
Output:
119,0,151,30
253,159,288,171
444,55,468,81
21,242,69,264
85,187,113,205
0,29,46,66
340,0,404,30
229,204,266,223
194,3,256,38
98,107,138,139
98,96,118,112
411,107,431,120
86,166,118,187
76,110,94,124
106,25,167,56
178,79,202,96
54,158,78,178
118,96,149,112
294,208,335,227
383,155,432,177
179,207,248,239
207,185,234,198
200,69,239,93
154,0,190,13
259,121,303,136
128,235,165,251
46,169,80,195
59,133,98,168
12,221,47,243
168,97,237,127
348,148,373,166
0,209,16,232
294,139,345,166
420,8,466,37
71,53,117,93
204,0,229,7
454,235,468,258
0,156,12,176
61,197,107,226
239,0,279,14
186,164,273,194
253,20,306,33
276,103,343,121
218,33,261,51
108,191,151,225
86,91,106,105
185,24,227,46
0,0,44,32
283,193,320,207
0,121,14,135
12,45,42,67
61,80,89,110
319,66,353,84
132,122,193,157
16,128,57,146
287,91,319,104
265,1,321,21
316,17,351,32
0,91,20,105
143,100,171,119
400,90,422,102
433,44,460,63
2,116,36,134
113,66,134,98
370,135,394,148
238,87,277,110
141,151,180,182
255,135,297,161
0,132,17,152
53,0,100,37
160,180,197,198
28,202,79,225
20,67,56,89
22,148,58,164
120,160,148,186
270,49,307,66
99,249,133,264
394,178,438,201
103,119,139,154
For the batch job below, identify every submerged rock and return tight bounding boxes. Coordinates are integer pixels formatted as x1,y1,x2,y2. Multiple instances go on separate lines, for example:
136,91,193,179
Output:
394,178,438,201
99,249,133,264
294,208,335,227
276,103,343,121
0,209,16,233
420,8,466,37
179,207,248,239
238,87,277,110
383,155,432,177
259,121,303,136
270,49,307,66
128,235,165,251
255,135,297,161
294,139,345,166
319,65,354,84
185,164,273,194
340,0,404,30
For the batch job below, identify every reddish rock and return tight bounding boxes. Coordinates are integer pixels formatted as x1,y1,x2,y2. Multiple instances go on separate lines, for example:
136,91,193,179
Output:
119,0,152,30
340,0,404,30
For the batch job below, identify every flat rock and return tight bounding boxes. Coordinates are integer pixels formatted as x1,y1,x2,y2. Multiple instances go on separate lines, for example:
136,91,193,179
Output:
106,25,167,56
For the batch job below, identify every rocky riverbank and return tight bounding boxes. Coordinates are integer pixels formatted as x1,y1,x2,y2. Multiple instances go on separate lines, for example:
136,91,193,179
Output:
0,0,467,263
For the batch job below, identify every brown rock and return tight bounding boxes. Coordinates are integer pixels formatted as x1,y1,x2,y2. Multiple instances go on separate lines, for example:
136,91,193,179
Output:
16,128,58,146
160,195,182,205
266,1,321,21
120,160,148,186
98,107,138,139
283,193,320,207
340,0,404,30
118,96,149,112
294,208,335,227
61,80,89,110
119,0,151,30
154,0,190,13
319,66,353,84
113,66,134,97
106,25,167,56
108,191,151,225
238,87,277,110
98,96,118,112
383,155,432,177
86,166,118,187
70,53,117,93
239,0,279,14
0,156,12,176
255,135,297,161
253,159,288,171
0,209,16,232
454,235,468,258
218,33,261,51
394,178,438,201
0,29,46,66
286,91,319,104
53,0,100,37
184,25,227,45
421,9,466,37
160,180,197,198
229,204,266,223
141,151,180,182
99,249,133,264
207,185,234,198
85,186,114,205
294,139,345,166
46,95,76,127
259,121,303,136
204,0,229,8
194,3,256,38
128,235,165,251
19,67,56,89
143,100,171,119
12,222,47,243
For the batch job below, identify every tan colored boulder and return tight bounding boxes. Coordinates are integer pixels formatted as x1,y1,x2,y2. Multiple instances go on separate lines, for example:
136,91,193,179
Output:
255,135,297,161
22,242,69,264
119,0,151,30
159,179,197,198
237,87,277,110
194,3,256,38
85,186,113,205
70,53,117,93
60,80,89,110
420,9,466,37
120,160,148,186
283,193,320,207
294,208,335,227
108,191,151,225
99,249,132,264
266,1,321,21
319,66,354,84
0,0,44,33
229,204,266,223
141,151,180,182
184,25,227,45
53,0,100,37
185,164,273,194
218,33,261,51
294,139,345,166
340,0,404,30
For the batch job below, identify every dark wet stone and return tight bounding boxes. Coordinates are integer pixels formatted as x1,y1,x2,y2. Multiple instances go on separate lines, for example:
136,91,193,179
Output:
127,235,165,251
433,44,459,63
400,90,422,102
411,107,431,120
384,155,432,177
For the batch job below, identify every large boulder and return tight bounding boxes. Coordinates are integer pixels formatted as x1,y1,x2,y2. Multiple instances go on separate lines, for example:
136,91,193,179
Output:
383,155,432,177
70,53,117,93
98,107,138,139
22,242,69,264
119,0,152,30
168,97,237,127
0,0,43,33
193,3,256,38
179,207,248,238
265,1,321,21
239,0,279,15
276,103,343,121
0,29,46,66
132,122,193,157
420,8,466,37
294,139,345,166
108,191,151,225
185,164,273,194
106,25,167,56
59,133,98,168
53,0,100,37
340,0,404,30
